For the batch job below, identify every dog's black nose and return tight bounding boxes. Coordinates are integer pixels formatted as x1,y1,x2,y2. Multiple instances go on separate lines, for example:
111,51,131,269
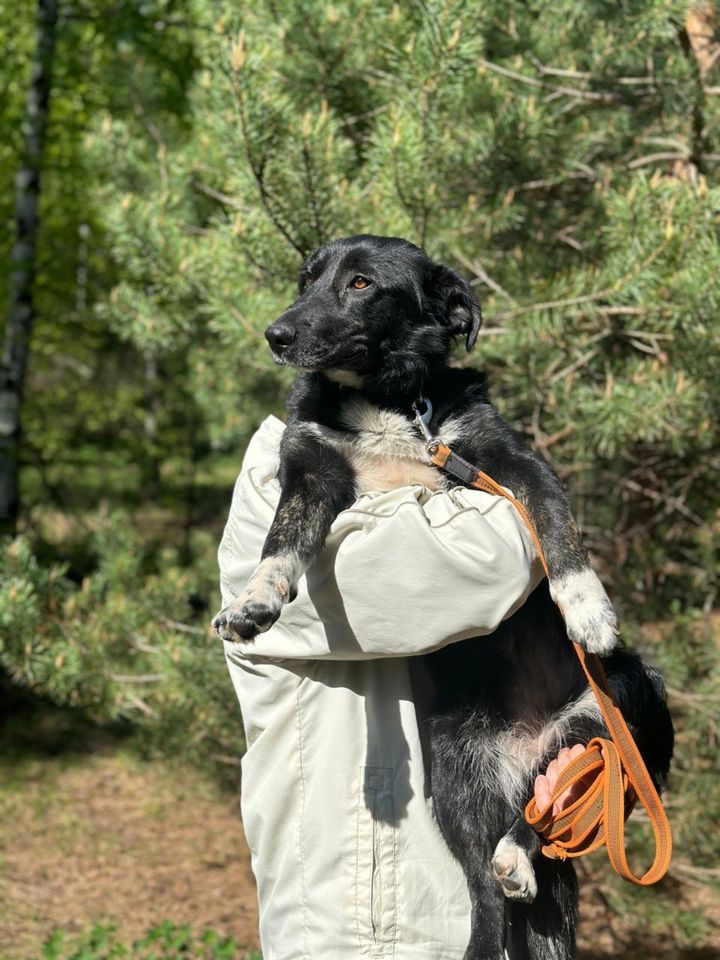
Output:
265,322,297,350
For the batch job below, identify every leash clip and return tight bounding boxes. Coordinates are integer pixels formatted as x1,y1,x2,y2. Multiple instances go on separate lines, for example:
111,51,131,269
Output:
412,397,435,444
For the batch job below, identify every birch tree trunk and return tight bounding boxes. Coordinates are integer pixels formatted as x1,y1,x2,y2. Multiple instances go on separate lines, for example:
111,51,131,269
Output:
0,0,58,535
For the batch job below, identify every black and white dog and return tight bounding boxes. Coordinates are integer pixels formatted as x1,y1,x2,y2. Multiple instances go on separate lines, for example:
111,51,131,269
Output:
214,235,673,960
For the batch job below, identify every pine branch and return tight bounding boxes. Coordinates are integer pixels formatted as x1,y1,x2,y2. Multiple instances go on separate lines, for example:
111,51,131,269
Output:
477,56,623,104
450,248,518,303
192,181,243,210
226,66,307,256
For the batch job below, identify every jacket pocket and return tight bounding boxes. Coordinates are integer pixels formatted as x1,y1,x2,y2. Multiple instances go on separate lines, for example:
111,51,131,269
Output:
355,765,396,957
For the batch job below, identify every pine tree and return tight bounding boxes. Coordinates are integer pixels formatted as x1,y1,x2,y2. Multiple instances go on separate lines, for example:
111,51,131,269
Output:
94,0,719,614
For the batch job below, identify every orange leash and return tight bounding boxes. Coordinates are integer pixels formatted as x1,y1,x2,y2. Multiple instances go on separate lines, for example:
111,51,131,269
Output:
429,442,672,885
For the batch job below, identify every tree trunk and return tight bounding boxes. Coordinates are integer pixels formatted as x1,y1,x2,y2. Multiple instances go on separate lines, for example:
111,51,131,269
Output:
0,0,58,535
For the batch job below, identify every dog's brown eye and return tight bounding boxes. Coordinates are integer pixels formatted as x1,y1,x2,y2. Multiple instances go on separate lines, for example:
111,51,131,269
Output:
350,275,371,290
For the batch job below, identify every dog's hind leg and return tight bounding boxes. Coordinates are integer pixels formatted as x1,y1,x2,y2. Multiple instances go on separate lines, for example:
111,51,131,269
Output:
504,857,578,960
463,873,508,960
492,817,540,904
430,713,523,959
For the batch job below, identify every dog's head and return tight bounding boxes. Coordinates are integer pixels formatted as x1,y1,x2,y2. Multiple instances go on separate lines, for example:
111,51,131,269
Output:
264,235,481,386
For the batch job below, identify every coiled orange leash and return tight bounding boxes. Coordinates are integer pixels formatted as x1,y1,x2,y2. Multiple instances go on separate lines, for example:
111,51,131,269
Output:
427,438,673,885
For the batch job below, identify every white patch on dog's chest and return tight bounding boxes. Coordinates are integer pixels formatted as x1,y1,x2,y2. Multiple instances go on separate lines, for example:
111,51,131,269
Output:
339,398,428,460
334,398,444,492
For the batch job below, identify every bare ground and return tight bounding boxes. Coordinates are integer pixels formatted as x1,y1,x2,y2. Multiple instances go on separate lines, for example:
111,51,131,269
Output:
0,749,260,959
0,740,716,959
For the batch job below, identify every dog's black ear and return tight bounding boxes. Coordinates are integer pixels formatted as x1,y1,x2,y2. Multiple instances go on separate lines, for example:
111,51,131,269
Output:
430,263,483,351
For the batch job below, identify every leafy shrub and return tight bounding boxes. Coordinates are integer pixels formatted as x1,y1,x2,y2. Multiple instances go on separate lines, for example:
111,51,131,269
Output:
0,519,243,776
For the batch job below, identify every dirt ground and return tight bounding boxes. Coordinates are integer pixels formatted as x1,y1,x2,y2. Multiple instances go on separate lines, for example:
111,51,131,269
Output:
0,739,717,959
0,749,260,959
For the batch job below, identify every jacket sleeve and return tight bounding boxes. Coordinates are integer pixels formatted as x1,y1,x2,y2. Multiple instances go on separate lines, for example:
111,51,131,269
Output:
218,416,545,662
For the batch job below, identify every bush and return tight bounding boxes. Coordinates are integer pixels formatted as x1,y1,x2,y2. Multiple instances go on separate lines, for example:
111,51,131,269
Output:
0,520,243,776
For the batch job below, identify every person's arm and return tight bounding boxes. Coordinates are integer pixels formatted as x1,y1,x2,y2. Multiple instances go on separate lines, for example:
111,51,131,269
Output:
217,417,545,661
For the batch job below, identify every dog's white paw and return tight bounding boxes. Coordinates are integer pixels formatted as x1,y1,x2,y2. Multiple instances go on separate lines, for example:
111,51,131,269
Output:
550,568,618,655
212,558,295,642
492,836,537,902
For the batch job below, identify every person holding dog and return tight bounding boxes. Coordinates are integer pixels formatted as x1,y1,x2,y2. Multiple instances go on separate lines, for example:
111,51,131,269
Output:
218,415,591,960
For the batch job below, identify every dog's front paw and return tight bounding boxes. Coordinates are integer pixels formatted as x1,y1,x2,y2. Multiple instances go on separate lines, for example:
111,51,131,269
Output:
550,569,618,655
213,560,295,643
492,836,537,902
212,597,280,642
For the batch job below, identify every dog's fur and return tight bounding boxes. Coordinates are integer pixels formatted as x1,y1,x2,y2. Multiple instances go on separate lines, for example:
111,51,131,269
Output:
214,236,673,960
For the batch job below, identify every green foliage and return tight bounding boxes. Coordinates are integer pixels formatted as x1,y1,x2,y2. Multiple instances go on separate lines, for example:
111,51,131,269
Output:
0,0,201,504
0,525,242,775
40,921,250,960
642,612,720,878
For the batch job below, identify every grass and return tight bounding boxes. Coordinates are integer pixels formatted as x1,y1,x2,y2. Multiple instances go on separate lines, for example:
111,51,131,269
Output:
40,922,260,960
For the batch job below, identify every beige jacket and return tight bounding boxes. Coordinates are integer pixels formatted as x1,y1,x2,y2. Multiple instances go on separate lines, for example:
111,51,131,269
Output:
220,416,543,960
